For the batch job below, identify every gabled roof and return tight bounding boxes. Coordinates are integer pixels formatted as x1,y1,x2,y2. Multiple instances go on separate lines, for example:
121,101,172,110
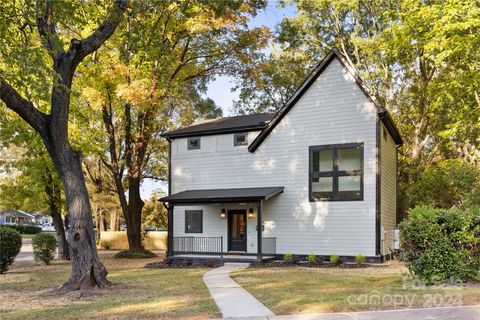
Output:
1,210,36,218
160,186,284,204
162,113,275,139
248,48,403,152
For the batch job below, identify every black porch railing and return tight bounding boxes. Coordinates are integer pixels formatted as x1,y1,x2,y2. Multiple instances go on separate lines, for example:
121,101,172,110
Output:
173,236,223,258
262,237,276,255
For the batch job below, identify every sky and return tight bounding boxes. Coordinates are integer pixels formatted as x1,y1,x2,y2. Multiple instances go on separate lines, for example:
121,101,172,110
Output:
139,2,298,199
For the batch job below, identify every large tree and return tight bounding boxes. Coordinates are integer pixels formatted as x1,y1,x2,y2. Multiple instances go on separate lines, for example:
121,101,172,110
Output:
0,0,127,290
76,0,269,251
0,123,70,260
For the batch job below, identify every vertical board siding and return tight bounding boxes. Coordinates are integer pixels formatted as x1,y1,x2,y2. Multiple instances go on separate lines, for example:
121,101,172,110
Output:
171,59,378,256
380,123,398,255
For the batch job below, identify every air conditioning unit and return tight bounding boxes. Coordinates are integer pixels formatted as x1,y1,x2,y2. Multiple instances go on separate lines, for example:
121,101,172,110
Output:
393,229,400,250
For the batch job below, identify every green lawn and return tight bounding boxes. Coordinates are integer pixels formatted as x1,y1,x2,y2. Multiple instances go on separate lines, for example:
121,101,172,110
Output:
230,261,480,315
0,253,219,319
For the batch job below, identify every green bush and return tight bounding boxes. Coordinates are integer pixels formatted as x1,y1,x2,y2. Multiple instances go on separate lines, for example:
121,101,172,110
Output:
32,233,57,265
330,254,343,265
0,227,22,273
307,253,316,263
113,250,157,259
3,225,41,234
355,253,366,265
400,206,480,282
283,253,293,263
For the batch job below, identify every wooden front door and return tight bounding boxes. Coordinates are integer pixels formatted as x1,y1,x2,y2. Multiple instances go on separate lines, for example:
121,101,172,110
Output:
228,210,247,252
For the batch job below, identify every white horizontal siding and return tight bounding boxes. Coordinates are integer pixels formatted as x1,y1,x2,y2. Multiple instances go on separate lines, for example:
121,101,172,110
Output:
380,123,397,255
171,59,378,256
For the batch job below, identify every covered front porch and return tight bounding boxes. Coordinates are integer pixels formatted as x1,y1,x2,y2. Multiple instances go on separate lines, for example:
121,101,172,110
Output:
160,186,284,262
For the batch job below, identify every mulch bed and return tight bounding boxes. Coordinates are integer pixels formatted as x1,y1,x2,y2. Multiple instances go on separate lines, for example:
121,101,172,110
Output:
250,260,387,269
144,260,224,269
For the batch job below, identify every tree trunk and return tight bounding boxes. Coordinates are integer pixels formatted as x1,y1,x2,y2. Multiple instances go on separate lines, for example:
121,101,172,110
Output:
45,140,110,291
45,168,70,260
110,209,119,231
127,174,145,251
51,207,70,261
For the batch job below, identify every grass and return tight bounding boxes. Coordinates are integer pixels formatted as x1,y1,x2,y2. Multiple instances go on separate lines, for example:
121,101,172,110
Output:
21,234,38,239
0,252,219,319
231,261,480,315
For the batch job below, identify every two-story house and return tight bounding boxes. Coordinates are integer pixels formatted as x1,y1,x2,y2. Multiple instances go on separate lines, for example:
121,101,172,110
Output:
160,48,402,262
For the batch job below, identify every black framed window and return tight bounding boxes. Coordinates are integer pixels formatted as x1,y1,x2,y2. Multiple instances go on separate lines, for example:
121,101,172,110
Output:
234,133,248,146
309,143,363,201
185,210,203,233
187,137,201,150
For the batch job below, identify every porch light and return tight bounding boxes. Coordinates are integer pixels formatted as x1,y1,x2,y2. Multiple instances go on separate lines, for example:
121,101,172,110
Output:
220,209,226,219
248,208,254,219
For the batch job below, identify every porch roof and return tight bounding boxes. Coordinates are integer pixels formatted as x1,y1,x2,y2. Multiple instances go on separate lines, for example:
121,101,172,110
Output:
159,186,284,204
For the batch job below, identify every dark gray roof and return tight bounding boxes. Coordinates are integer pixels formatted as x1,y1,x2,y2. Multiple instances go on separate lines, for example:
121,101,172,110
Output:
163,113,275,138
160,186,284,204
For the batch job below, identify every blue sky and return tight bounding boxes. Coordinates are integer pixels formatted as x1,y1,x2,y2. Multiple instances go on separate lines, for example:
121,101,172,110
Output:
140,1,297,199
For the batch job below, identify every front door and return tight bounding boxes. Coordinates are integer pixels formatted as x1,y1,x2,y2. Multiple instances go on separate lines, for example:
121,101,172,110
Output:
228,210,247,252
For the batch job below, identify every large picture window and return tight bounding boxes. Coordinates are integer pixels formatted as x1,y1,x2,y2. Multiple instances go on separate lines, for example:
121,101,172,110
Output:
185,210,203,233
309,143,363,201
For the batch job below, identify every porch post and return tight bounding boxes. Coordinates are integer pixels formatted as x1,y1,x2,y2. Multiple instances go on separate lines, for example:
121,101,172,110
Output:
167,204,174,257
257,200,263,261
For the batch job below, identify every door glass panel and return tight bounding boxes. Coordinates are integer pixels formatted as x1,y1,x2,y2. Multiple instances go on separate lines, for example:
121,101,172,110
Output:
231,214,245,239
338,148,361,171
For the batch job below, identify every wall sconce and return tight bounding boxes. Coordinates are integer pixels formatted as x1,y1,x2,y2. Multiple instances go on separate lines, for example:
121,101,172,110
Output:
220,209,226,219
248,208,254,219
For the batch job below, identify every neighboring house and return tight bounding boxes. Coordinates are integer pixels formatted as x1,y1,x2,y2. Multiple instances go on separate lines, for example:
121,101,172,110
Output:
0,210,36,225
34,214,53,225
160,48,402,262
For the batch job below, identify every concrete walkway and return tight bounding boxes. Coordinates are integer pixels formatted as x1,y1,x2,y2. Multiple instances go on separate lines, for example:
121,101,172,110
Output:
203,263,275,318
16,239,34,262
222,305,480,320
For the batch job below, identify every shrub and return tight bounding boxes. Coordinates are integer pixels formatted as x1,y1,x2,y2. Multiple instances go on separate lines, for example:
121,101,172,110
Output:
307,253,316,263
283,253,293,262
330,254,343,265
0,227,22,273
32,233,57,265
400,206,480,282
355,253,366,265
3,225,41,234
113,250,157,259
99,240,113,250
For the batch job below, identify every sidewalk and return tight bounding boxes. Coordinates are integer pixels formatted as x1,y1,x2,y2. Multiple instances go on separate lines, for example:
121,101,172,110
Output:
203,263,274,318
222,305,480,320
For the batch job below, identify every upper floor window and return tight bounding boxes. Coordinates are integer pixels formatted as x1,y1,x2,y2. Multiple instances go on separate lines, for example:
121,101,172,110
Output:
309,143,363,201
185,210,203,233
234,133,248,146
187,137,201,150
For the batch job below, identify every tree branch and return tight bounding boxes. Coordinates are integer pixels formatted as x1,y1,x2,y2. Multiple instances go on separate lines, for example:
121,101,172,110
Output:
0,79,48,135
36,0,64,59
67,0,129,67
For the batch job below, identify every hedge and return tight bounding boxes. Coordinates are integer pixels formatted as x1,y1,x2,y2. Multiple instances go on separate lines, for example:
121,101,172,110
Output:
400,206,480,282
2,225,42,234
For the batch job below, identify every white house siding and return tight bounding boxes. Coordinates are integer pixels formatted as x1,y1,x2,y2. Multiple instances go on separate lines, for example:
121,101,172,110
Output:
171,58,379,257
380,123,397,255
